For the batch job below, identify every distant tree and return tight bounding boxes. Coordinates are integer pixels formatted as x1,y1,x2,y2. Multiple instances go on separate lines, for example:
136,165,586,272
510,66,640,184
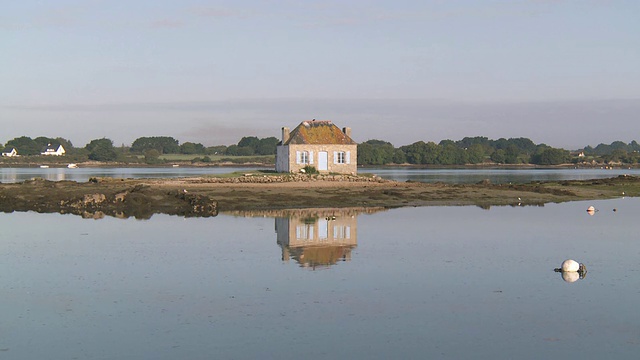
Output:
466,144,486,164
179,142,206,154
86,138,118,161
508,137,537,154
357,139,397,165
225,145,239,156
530,148,570,165
144,149,162,164
206,145,227,155
399,141,442,164
131,136,179,154
236,146,254,156
33,136,57,150
438,139,456,147
400,141,426,164
421,142,441,164
457,137,489,155
357,142,375,165
229,136,278,156
255,137,279,155
490,149,506,164
237,136,260,149
610,141,629,151
583,145,595,155
504,144,521,164
493,138,510,150
5,136,39,155
603,149,628,163
456,136,490,149
364,139,392,146
392,148,407,164
438,143,466,165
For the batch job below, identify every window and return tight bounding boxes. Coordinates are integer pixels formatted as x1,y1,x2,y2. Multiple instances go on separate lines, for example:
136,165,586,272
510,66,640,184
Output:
333,151,350,165
297,151,310,164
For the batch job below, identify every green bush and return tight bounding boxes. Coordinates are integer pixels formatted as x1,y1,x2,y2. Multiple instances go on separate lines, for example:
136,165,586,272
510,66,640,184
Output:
302,165,318,174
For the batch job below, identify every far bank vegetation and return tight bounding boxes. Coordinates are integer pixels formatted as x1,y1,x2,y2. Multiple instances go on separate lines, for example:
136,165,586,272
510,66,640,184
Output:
2,134,639,167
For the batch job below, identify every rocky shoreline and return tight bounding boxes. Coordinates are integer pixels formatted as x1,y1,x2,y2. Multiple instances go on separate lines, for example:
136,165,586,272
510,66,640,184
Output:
0,174,638,219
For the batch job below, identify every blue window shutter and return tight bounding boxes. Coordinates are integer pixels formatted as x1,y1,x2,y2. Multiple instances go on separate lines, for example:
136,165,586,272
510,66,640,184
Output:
346,151,350,164
309,151,314,164
296,151,301,164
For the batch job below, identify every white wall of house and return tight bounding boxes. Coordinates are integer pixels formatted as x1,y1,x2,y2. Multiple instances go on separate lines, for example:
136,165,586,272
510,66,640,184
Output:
277,144,357,174
1,148,18,157
275,146,290,172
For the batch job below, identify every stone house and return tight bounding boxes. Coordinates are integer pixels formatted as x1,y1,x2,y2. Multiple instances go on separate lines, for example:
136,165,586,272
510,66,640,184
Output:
275,120,357,174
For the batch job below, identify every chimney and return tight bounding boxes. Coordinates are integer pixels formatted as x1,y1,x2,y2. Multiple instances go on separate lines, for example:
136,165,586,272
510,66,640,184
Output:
342,127,351,138
282,127,290,143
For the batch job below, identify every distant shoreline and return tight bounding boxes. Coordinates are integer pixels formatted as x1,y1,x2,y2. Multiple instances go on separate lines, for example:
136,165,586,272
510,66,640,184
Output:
0,160,637,170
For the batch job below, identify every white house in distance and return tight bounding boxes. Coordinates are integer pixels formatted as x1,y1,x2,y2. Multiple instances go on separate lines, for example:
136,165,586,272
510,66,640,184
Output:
1,147,18,157
275,120,357,174
41,144,65,156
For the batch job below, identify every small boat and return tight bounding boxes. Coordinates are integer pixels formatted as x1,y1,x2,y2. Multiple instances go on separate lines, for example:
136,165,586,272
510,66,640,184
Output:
67,163,78,168
39,165,49,168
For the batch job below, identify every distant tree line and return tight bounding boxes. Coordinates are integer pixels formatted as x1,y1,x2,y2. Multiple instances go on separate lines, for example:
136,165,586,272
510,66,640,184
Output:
127,136,279,156
357,137,640,166
3,136,73,156
0,135,280,163
3,134,640,165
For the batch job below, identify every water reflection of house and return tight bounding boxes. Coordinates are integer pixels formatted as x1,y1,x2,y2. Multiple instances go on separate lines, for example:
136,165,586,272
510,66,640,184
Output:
225,207,385,269
276,211,358,269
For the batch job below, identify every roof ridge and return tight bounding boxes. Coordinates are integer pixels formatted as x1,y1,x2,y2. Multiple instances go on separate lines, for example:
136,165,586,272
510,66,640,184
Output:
283,121,356,145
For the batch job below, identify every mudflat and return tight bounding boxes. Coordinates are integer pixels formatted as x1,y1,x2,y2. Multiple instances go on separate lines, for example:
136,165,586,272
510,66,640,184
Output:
0,174,638,219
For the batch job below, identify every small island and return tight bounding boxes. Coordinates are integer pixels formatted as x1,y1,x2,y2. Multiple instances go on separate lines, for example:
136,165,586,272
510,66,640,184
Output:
0,173,638,219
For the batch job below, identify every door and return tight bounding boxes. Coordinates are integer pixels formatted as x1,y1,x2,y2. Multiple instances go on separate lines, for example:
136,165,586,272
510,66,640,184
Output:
318,151,328,171
318,218,328,240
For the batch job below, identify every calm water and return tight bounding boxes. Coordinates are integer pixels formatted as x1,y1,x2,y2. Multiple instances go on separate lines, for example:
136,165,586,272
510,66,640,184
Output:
0,167,261,184
367,167,640,184
1,199,639,359
1,166,639,184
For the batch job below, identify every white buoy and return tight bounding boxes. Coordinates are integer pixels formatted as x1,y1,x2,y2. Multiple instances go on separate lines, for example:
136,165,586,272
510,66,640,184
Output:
554,259,587,281
560,259,581,272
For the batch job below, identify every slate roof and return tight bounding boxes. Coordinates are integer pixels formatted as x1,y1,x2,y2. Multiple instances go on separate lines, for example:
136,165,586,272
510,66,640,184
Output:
42,144,60,152
284,120,356,145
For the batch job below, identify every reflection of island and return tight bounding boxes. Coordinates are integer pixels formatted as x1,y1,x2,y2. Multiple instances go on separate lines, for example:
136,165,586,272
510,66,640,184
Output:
225,208,386,269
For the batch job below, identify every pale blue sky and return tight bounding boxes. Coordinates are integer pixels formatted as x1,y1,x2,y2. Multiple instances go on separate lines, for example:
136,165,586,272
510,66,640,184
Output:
1,0,638,149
